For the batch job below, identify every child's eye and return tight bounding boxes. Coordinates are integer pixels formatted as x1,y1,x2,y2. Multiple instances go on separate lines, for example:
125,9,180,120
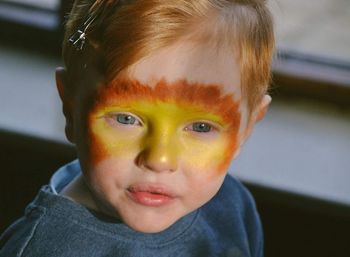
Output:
192,122,212,133
106,113,142,126
116,114,137,125
185,121,218,134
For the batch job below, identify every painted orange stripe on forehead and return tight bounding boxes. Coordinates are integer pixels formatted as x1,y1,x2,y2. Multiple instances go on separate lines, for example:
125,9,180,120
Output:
94,78,241,128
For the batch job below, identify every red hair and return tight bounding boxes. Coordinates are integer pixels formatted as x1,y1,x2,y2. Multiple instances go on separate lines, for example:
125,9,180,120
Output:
63,0,274,114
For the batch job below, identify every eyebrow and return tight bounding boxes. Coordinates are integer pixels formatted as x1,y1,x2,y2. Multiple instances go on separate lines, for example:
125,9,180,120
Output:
94,78,241,128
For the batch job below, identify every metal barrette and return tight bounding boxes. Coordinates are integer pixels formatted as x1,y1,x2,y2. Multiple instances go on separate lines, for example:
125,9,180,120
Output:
68,12,99,51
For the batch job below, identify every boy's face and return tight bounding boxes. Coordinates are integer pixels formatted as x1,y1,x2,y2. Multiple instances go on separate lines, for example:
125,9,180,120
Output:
59,40,259,233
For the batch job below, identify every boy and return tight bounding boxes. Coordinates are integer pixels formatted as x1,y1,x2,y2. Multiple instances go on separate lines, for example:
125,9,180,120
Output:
0,0,274,256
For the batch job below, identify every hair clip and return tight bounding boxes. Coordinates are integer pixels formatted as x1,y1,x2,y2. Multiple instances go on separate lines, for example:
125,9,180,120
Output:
68,13,98,51
68,0,118,51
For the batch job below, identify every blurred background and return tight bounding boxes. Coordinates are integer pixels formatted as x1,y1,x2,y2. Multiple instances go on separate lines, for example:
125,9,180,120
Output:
0,0,350,256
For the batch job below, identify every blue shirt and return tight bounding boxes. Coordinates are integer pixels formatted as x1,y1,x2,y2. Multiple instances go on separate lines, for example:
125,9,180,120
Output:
0,160,263,257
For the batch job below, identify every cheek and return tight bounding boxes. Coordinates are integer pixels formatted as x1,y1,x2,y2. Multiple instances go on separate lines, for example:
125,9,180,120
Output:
86,118,142,165
86,157,132,189
181,131,238,177
181,164,227,210
82,157,136,216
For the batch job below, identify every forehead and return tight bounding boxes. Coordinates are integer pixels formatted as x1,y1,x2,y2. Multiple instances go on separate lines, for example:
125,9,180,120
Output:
127,39,241,99
79,39,246,127
89,40,243,126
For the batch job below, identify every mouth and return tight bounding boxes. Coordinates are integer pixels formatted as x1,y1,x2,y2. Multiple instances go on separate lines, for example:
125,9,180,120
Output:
126,184,176,207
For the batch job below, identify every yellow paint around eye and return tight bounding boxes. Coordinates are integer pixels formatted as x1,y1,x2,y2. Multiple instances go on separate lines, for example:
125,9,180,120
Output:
89,99,236,174
87,79,241,174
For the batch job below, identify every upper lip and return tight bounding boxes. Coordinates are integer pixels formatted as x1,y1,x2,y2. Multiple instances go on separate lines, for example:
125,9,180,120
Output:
127,183,177,198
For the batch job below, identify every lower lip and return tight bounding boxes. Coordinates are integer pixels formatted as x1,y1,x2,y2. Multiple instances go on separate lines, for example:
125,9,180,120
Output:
127,190,174,207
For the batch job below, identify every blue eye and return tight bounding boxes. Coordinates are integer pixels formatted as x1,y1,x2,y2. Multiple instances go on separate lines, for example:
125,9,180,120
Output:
116,114,137,125
192,122,212,133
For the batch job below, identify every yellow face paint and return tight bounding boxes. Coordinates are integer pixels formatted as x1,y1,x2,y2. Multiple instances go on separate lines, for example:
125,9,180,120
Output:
87,78,241,175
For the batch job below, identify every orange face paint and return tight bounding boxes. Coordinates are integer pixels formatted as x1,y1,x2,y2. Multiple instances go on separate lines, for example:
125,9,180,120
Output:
87,78,241,174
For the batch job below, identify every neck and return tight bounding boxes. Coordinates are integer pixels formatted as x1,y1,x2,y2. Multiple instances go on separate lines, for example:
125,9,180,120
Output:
60,174,100,211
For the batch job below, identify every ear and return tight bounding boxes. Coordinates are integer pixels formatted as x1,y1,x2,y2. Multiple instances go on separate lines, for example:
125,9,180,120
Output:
255,94,271,122
55,67,75,143
241,94,271,143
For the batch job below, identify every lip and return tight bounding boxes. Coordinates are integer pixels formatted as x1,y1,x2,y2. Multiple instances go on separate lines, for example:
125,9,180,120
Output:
127,184,176,207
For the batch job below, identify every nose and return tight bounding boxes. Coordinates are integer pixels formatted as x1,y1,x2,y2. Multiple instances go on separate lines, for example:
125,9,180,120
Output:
137,134,178,173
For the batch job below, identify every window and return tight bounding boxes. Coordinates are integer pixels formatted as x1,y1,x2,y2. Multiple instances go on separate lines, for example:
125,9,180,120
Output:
269,0,350,104
0,0,60,30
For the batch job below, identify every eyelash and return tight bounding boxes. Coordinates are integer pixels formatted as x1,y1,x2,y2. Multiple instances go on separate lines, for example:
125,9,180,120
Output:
104,113,219,134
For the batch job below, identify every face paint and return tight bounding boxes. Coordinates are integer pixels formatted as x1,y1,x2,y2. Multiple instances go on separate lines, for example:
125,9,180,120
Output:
68,38,246,233
87,78,241,175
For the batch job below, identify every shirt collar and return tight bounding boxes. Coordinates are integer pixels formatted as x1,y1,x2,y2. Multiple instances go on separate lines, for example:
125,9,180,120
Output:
50,159,81,194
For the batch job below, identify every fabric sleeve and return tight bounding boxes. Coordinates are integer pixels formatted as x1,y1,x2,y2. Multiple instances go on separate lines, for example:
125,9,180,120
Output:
0,206,45,257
